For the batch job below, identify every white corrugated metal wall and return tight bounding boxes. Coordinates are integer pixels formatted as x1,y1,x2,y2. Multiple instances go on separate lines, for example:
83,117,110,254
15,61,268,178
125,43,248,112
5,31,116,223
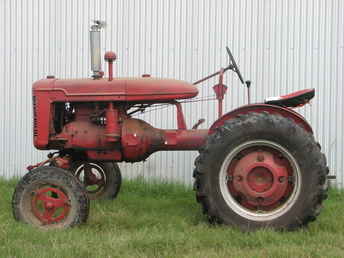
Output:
0,0,343,187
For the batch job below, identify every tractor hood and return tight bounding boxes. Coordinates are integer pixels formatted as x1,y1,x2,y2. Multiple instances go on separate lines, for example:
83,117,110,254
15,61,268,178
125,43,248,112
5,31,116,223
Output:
33,77,198,102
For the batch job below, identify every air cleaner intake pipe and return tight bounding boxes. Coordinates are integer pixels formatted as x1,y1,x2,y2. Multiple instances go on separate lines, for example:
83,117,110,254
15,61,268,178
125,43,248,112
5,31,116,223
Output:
90,20,106,79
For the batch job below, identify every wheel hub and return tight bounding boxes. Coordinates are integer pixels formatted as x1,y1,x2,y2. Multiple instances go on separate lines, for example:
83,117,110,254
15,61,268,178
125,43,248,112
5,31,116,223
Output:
228,147,293,210
247,167,273,193
85,170,100,185
31,187,71,224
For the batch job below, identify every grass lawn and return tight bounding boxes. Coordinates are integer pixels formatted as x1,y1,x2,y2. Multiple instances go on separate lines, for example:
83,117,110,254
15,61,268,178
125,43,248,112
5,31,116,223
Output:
0,178,344,258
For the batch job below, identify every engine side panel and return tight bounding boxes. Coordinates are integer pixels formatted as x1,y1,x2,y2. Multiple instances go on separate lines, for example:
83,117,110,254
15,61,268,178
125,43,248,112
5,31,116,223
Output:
32,77,198,149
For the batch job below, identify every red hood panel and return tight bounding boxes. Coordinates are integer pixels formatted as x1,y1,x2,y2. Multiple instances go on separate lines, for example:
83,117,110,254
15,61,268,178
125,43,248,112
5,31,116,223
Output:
34,77,198,102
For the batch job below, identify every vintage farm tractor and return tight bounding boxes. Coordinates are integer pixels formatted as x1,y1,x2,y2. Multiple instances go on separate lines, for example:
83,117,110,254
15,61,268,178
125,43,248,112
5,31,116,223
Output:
12,21,329,230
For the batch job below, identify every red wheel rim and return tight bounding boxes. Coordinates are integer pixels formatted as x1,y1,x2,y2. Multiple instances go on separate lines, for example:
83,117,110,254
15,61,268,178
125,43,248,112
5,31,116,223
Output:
227,146,294,212
219,140,301,221
31,186,71,224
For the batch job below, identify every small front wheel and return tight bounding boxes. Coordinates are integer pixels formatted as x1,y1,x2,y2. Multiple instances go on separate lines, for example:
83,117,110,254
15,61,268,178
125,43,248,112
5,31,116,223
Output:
12,166,89,229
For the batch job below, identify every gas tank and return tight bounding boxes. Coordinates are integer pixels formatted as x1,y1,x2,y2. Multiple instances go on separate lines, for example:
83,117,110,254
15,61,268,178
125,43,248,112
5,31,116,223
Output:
34,77,198,102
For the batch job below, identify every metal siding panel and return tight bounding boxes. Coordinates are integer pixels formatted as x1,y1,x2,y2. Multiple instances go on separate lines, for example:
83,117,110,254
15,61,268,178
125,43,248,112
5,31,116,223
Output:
0,0,343,187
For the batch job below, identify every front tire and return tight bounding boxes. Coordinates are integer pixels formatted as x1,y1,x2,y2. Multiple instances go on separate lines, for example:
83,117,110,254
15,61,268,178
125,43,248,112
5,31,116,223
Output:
194,112,328,231
12,166,89,229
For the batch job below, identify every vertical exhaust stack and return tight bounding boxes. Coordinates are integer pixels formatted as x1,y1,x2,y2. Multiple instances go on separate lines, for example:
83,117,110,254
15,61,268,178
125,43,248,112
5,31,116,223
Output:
89,20,106,79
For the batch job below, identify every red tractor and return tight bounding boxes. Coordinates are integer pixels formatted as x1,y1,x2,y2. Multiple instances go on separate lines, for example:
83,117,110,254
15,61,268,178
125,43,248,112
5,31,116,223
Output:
12,21,328,230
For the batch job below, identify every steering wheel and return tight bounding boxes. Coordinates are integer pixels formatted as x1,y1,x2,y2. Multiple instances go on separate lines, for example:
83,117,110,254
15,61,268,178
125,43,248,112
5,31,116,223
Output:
226,46,245,84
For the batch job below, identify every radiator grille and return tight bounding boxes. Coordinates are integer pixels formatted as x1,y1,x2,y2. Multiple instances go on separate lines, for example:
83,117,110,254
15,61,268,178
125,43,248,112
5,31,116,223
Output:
32,96,38,136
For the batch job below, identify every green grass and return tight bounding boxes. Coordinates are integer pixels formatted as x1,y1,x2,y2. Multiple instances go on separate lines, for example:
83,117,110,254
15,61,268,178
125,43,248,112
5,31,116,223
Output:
1,178,344,258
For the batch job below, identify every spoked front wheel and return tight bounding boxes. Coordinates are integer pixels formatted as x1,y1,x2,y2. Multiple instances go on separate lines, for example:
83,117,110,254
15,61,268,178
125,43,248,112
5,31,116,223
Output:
12,166,89,229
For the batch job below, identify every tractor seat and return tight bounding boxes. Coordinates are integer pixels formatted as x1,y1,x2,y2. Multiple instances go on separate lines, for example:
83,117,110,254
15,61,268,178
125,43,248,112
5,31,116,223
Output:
264,89,315,108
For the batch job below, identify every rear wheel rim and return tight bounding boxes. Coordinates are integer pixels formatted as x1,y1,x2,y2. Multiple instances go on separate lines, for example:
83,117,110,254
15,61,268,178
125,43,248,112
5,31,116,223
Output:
219,140,301,222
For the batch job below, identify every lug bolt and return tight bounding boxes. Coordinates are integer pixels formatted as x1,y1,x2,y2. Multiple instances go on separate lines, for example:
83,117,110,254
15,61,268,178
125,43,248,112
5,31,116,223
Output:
257,154,264,162
235,175,243,182
256,197,264,203
279,176,286,183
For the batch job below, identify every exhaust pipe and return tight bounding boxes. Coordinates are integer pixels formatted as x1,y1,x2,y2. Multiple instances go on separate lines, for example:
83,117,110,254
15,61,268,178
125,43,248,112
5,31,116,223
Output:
90,20,106,79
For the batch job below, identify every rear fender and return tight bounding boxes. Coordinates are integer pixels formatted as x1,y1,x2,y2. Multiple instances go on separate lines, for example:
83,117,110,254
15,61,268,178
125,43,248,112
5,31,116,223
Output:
209,104,313,135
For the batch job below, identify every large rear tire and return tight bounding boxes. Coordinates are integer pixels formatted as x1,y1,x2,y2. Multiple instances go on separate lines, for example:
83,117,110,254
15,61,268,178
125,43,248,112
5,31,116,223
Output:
194,112,328,231
12,166,89,229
